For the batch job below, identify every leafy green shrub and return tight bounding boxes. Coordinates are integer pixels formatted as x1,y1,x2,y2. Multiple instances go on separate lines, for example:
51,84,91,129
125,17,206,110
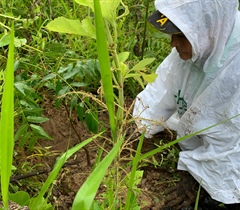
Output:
14,71,52,150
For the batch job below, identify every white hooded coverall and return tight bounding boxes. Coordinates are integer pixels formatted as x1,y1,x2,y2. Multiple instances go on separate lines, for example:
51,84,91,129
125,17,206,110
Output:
133,0,240,204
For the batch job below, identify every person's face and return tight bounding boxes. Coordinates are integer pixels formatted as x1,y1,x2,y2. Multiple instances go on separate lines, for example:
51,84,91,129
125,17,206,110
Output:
170,33,192,60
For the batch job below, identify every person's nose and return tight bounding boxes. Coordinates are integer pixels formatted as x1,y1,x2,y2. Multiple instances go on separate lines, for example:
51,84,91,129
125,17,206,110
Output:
170,34,180,48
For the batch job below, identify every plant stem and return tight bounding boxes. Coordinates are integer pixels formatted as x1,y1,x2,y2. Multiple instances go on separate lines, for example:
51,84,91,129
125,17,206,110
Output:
104,20,124,134
63,101,91,166
141,0,150,60
104,19,124,209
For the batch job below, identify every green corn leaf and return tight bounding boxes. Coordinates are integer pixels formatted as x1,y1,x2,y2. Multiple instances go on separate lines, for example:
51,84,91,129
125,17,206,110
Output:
93,0,116,140
72,137,123,210
29,132,103,210
0,27,15,209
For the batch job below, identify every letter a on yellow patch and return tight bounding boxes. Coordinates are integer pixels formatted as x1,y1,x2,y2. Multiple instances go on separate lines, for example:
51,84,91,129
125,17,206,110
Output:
156,16,168,26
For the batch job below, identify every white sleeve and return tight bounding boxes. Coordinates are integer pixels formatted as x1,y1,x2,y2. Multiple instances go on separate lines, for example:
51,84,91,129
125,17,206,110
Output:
133,54,177,138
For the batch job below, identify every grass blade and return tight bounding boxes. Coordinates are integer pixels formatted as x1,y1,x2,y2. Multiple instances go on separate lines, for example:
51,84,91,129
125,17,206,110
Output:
94,0,116,141
194,181,202,210
29,132,103,210
0,28,15,209
140,114,240,160
124,133,144,210
72,137,124,210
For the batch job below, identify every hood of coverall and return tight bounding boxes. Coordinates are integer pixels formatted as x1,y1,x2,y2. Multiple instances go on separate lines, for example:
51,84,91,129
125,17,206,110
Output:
155,0,239,72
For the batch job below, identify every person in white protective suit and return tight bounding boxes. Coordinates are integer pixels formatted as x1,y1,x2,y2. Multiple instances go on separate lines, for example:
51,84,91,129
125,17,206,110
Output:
133,0,240,209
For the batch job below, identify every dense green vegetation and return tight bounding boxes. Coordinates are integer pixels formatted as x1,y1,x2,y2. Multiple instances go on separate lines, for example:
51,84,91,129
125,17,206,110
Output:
0,1,184,210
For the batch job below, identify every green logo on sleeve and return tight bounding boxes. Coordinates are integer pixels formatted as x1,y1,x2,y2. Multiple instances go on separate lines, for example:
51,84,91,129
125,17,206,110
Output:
174,90,187,116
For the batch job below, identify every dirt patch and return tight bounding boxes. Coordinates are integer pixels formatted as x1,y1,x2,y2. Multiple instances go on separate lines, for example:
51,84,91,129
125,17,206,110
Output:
13,96,199,210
